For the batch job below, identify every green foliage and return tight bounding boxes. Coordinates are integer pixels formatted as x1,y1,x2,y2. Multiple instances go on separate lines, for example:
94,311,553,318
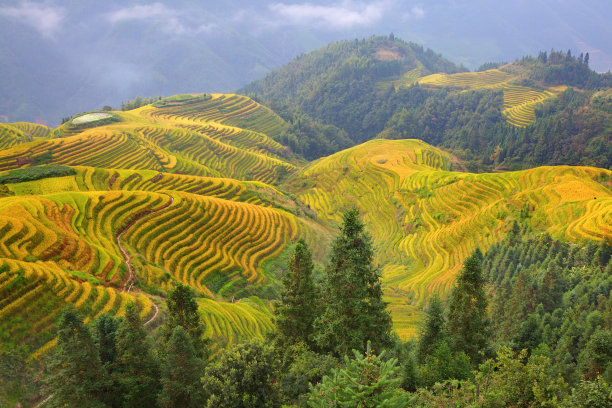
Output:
202,339,282,408
420,341,472,387
0,164,76,184
307,341,409,408
277,112,352,160
483,346,569,408
417,294,447,362
114,303,160,408
313,207,393,356
122,95,163,110
93,314,119,367
244,38,611,168
241,36,463,155
163,283,207,358
447,249,490,365
564,377,612,408
47,306,108,408
158,326,205,408
152,94,210,108
274,239,318,347
484,231,612,386
522,49,612,89
0,346,36,407
278,342,338,406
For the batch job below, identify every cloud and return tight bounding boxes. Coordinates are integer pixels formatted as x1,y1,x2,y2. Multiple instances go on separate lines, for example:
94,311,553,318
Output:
268,1,388,29
0,1,65,38
107,3,214,35
402,4,425,21
410,5,425,19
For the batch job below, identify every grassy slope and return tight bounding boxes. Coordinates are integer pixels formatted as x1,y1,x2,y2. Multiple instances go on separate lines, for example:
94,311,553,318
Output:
289,139,612,337
0,93,610,354
0,95,326,355
412,68,565,127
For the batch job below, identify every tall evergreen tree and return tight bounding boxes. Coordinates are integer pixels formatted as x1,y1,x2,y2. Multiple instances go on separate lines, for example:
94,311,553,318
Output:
447,249,490,365
202,339,282,408
93,313,121,408
313,207,392,356
47,307,107,408
163,283,207,358
417,294,446,362
307,341,409,407
275,239,318,346
115,303,160,408
158,326,205,408
93,313,119,367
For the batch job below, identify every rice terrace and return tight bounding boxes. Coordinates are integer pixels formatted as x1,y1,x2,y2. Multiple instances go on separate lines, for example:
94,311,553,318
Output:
0,90,609,357
1,14,612,405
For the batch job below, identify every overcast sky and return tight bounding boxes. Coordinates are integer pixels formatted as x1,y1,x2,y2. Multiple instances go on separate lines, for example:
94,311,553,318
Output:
1,1,611,124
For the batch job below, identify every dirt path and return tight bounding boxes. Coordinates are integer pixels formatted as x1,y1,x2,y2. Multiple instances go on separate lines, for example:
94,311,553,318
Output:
116,194,174,325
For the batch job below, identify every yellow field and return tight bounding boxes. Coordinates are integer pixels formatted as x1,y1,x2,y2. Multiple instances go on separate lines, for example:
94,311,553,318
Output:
416,69,562,127
0,94,293,184
292,139,612,338
0,93,609,353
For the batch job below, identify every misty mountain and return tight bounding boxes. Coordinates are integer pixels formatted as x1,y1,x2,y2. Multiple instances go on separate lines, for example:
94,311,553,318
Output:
1,0,611,125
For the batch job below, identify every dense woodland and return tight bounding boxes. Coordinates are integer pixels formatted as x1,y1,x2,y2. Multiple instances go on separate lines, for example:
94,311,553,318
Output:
2,211,610,407
244,37,612,170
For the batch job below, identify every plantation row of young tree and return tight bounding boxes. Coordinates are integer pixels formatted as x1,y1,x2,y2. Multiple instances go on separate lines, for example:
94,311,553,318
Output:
2,212,610,407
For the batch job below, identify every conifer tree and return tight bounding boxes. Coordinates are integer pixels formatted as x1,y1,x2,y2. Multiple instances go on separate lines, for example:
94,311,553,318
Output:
93,313,119,367
313,207,392,356
115,303,160,408
275,239,318,346
47,307,107,408
417,294,446,362
158,326,205,408
163,283,207,358
447,249,490,365
307,341,409,407
93,313,121,408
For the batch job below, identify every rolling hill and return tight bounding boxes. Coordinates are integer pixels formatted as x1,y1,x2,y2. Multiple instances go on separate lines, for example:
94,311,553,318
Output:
244,38,612,170
0,91,610,360
288,139,611,337
0,94,329,356
415,69,563,127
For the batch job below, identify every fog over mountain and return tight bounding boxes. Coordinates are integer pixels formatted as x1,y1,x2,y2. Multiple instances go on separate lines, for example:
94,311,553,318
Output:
1,0,611,125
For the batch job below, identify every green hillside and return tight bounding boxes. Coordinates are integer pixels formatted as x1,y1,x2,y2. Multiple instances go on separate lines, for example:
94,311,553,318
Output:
0,87,609,407
243,40,612,170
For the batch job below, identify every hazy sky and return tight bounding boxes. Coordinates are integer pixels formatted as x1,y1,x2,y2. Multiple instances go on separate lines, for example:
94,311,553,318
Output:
1,1,611,124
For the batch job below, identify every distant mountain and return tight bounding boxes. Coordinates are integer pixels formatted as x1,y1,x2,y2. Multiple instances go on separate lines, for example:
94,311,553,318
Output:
2,0,612,125
243,39,612,169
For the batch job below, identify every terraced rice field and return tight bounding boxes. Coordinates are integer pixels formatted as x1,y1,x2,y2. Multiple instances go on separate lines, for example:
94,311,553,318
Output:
0,92,609,352
417,69,561,127
0,162,323,355
293,139,612,338
0,94,294,184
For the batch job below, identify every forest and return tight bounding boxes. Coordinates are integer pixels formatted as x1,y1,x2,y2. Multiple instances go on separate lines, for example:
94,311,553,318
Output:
244,37,612,171
3,210,610,407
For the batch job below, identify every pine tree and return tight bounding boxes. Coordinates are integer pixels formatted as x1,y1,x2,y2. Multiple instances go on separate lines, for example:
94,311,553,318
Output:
164,283,207,358
307,341,409,407
93,313,121,408
275,239,318,346
115,303,160,408
313,207,392,356
202,339,282,408
417,294,446,362
47,307,107,408
447,249,490,365
93,313,119,367
158,326,205,408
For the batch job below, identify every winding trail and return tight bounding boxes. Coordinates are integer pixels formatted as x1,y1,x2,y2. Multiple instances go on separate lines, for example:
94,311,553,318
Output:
116,193,174,325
